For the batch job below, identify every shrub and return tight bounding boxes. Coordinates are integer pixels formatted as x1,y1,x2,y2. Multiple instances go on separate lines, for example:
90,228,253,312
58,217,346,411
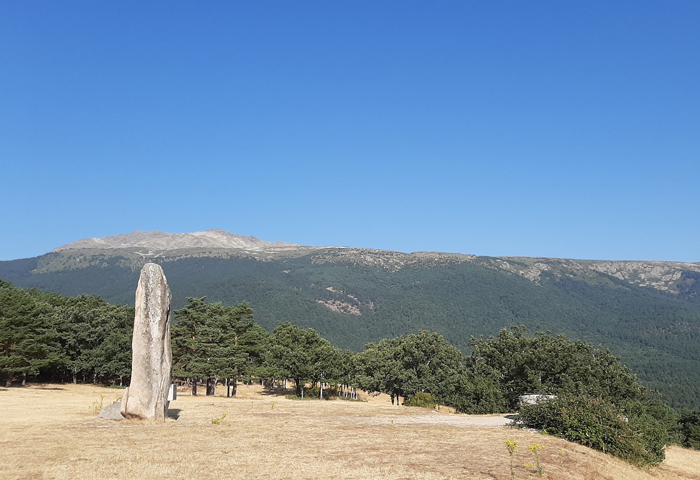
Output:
518,395,666,466
89,394,104,414
449,373,509,414
404,392,437,409
504,439,518,479
679,411,700,449
211,413,227,425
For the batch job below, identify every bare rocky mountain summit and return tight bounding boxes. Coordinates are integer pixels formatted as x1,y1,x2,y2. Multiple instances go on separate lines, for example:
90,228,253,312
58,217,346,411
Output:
54,229,300,252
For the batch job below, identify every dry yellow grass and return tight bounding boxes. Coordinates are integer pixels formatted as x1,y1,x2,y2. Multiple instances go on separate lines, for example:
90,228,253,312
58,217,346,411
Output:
1,383,699,480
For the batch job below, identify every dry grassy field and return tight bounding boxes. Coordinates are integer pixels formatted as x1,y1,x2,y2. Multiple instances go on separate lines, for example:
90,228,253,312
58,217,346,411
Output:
2,383,699,480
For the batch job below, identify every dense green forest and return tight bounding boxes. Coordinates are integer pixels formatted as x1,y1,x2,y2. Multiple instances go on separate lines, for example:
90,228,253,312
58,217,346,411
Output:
3,251,700,409
0,279,134,386
2,280,700,466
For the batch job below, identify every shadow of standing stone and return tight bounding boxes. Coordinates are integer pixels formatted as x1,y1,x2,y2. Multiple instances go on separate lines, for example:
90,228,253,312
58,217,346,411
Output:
167,408,182,420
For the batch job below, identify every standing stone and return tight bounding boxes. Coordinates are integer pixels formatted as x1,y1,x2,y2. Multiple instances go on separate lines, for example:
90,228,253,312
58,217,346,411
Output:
121,263,172,421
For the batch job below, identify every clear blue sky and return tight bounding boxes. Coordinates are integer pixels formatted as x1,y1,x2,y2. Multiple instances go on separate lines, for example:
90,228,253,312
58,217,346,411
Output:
2,1,698,262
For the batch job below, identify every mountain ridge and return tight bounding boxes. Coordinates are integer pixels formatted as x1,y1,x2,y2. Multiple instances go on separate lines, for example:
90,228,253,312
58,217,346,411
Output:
51,229,698,262
41,229,700,299
3,229,700,408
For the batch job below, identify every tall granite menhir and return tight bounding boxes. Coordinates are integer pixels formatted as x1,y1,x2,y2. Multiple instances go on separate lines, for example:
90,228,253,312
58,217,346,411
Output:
121,263,172,421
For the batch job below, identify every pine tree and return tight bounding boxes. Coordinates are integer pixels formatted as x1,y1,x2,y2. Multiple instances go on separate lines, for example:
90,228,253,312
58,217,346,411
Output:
0,281,54,386
171,298,268,396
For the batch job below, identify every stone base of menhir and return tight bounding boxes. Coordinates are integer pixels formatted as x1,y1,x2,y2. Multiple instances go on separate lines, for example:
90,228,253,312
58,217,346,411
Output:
120,263,173,421
98,401,125,420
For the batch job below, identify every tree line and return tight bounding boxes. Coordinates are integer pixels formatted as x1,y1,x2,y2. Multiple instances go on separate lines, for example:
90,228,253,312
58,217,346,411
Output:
0,279,133,386
2,280,699,465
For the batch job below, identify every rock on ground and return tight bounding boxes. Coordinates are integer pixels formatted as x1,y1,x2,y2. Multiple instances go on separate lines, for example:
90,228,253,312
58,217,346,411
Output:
98,401,124,420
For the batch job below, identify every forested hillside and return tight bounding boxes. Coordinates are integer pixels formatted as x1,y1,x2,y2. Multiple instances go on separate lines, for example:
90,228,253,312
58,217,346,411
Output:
2,244,700,409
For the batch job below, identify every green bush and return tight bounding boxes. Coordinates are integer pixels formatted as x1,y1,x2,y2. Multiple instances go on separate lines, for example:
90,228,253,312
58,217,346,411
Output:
518,395,666,466
680,411,700,449
404,392,437,409
449,374,509,414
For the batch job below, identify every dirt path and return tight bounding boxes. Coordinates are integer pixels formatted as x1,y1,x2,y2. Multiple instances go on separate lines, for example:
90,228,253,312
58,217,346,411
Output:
348,412,515,427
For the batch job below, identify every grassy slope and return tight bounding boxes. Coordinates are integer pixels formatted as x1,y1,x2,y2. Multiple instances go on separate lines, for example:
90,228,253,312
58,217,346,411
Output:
1,383,699,480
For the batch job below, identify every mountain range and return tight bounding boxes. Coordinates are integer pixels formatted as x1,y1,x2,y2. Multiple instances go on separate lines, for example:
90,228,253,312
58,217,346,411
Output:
2,229,700,408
